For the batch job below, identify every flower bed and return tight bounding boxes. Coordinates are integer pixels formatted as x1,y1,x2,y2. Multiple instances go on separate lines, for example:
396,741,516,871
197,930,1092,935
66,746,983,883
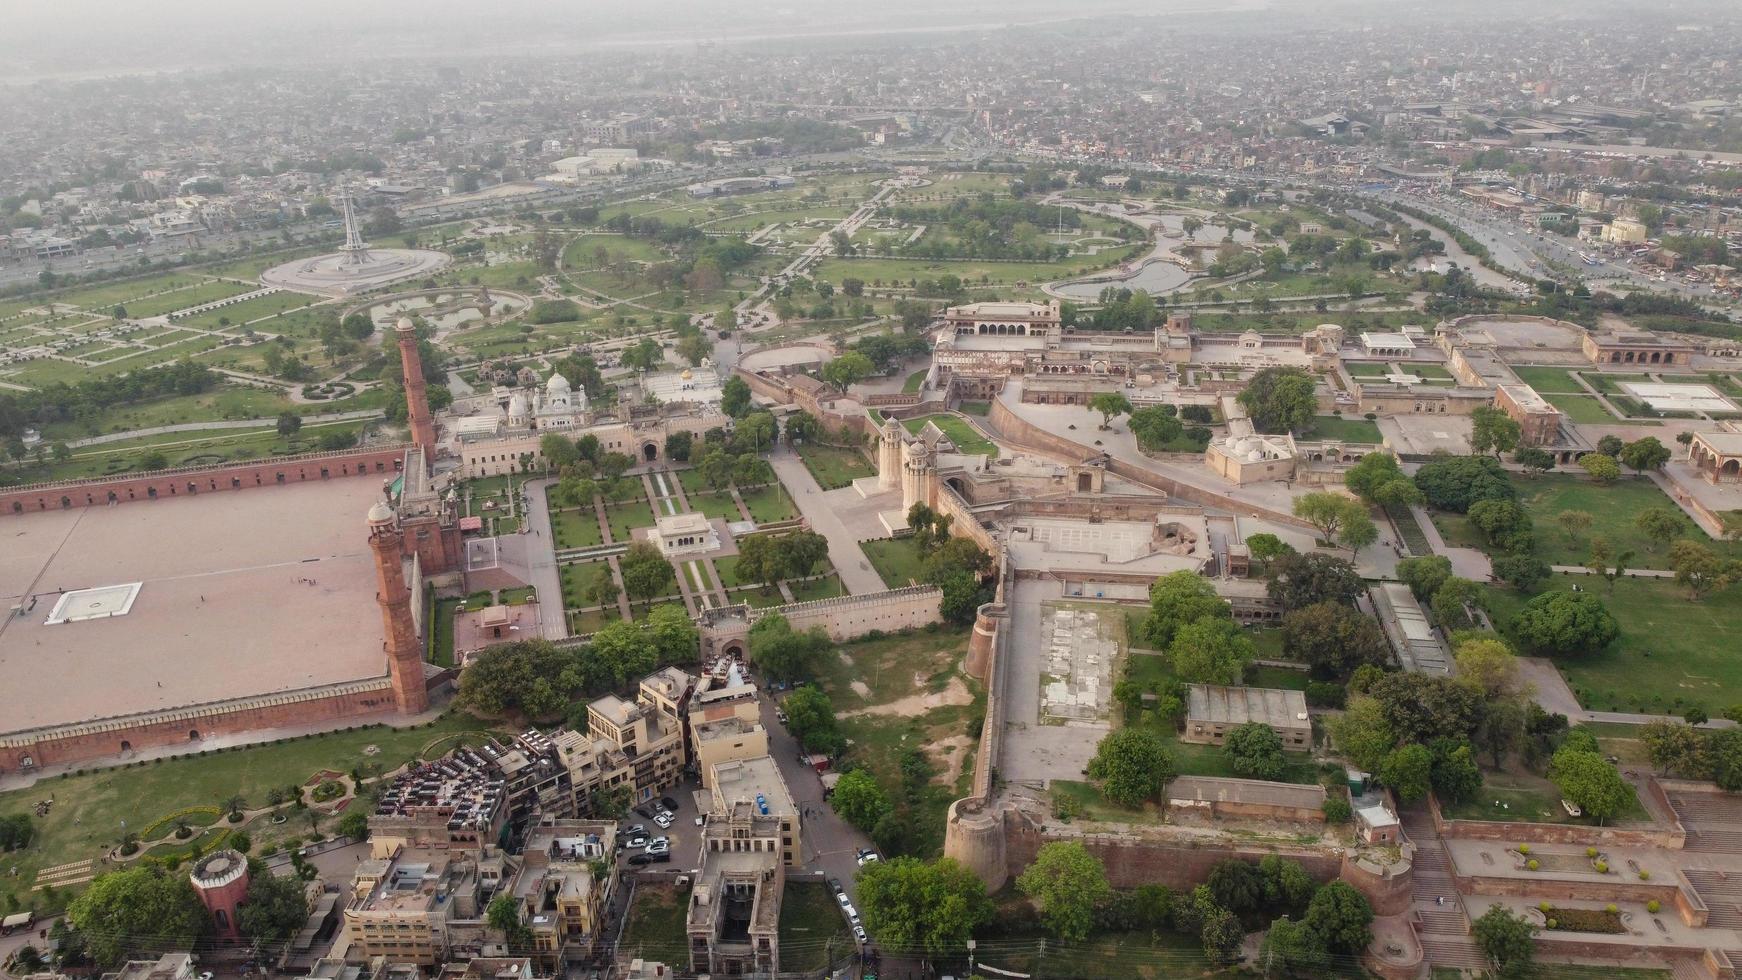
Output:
139,806,222,841
1540,904,1626,934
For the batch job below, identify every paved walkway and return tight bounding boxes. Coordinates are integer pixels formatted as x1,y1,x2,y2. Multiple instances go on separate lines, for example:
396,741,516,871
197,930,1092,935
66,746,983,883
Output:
519,478,570,640
1408,503,1493,580
1515,657,1736,728
767,445,885,595
1551,564,1675,578
65,409,385,448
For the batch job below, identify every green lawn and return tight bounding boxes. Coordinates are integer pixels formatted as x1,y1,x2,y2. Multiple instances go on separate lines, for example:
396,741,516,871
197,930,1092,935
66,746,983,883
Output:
1441,770,1648,826
1345,362,1395,378
1512,473,1741,568
1543,392,1625,424
559,561,613,610
778,881,853,972
975,922,1243,979
685,489,742,522
902,369,928,393
604,500,658,541
796,442,875,490
788,573,845,603
902,414,998,457
1509,366,1585,393
738,483,797,523
0,711,498,913
1485,577,1742,716
621,883,691,965
1305,414,1382,443
431,597,463,667
550,507,604,549
863,536,928,588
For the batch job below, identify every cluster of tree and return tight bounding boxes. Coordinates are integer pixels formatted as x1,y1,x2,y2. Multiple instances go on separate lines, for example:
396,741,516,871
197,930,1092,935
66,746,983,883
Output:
904,503,996,624
1138,570,1256,686
747,612,831,684
736,530,829,593
1547,728,1634,825
1396,555,1483,633
458,607,696,720
855,856,993,957
64,861,308,967
1659,234,1730,266
721,376,753,418
0,359,217,444
782,685,845,755
1292,491,1378,555
1012,843,1374,972
600,212,705,246
528,298,584,324
1642,720,1742,791
673,315,714,368
1413,453,1515,512
1236,367,1318,434
821,351,875,390
1083,287,1165,332
0,812,34,851
1128,403,1212,454
884,197,1084,262
1342,452,1423,512
849,332,931,371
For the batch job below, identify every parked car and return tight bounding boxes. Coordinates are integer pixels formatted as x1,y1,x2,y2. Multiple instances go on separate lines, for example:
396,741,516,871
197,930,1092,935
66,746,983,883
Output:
626,835,648,849
853,924,868,943
633,805,655,819
647,837,671,854
841,901,858,920
625,824,646,837
661,796,679,811
628,853,656,866
828,877,843,895
856,849,881,866
837,893,852,909
654,813,674,829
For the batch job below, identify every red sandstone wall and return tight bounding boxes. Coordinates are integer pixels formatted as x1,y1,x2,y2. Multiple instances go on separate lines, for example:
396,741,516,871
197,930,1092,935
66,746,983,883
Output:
1427,793,1686,849
0,681,401,772
2,445,409,517
1005,816,1343,890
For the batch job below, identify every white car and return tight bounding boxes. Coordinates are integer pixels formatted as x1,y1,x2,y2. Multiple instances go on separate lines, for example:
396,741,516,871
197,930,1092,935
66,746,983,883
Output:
654,813,674,829
837,893,852,909
840,901,858,920
853,924,868,943
646,837,671,854
856,849,881,866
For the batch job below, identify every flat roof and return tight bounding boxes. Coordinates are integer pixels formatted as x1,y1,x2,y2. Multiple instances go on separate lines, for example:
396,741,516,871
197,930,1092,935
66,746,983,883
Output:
1186,684,1309,729
0,478,389,734
709,755,795,817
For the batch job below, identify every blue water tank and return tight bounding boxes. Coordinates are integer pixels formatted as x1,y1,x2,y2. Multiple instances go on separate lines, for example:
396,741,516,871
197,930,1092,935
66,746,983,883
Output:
756,793,768,815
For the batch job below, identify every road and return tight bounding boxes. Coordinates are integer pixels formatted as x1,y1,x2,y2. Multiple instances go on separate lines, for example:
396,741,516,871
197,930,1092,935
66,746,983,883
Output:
518,478,571,640
766,444,887,596
62,409,385,448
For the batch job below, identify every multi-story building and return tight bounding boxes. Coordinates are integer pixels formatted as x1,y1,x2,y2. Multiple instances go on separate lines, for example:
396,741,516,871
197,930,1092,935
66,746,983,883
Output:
584,669,695,805
343,846,494,966
692,717,769,789
686,801,786,977
509,818,618,968
707,756,801,866
370,747,509,853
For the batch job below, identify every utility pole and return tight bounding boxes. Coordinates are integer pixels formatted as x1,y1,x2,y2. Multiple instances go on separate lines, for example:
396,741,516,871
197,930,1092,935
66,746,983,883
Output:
967,939,976,979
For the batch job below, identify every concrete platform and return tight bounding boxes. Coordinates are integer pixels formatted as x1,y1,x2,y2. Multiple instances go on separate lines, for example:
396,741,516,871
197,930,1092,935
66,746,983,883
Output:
0,478,390,733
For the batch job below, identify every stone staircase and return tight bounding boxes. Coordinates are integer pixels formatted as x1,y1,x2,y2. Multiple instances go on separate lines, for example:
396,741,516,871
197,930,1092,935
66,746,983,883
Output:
1402,810,1490,970
1682,870,1742,929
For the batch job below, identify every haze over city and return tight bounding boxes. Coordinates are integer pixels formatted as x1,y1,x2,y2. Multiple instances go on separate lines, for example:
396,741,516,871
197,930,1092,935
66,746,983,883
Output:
1,2,1741,979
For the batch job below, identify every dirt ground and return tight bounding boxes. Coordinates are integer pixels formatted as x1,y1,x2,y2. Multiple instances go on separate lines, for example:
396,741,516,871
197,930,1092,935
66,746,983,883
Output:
842,675,974,718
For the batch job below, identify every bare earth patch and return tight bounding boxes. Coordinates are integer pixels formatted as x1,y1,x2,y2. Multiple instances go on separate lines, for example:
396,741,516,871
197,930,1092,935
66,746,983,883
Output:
843,675,973,718
927,734,974,785
849,680,873,699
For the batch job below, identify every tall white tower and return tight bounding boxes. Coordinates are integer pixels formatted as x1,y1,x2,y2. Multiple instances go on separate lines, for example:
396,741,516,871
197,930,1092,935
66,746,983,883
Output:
337,190,373,267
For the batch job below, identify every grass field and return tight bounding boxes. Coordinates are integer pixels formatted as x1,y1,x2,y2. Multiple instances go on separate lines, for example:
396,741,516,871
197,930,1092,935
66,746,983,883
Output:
0,711,497,912
1434,473,1737,569
863,537,928,588
604,500,658,541
902,369,928,392
122,280,259,318
1542,392,1625,424
1306,415,1382,442
1442,769,1647,826
621,882,690,964
1510,365,1585,393
559,561,613,611
1485,577,1742,715
1344,362,1395,378
796,442,875,490
551,507,605,549
778,881,853,972
738,483,797,523
903,414,998,457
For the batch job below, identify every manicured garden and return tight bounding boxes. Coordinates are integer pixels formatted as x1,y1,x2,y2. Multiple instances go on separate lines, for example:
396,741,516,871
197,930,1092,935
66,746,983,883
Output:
1484,577,1742,715
862,536,928,588
1441,770,1646,826
903,413,999,457
795,441,875,490
1306,414,1382,443
1542,392,1623,424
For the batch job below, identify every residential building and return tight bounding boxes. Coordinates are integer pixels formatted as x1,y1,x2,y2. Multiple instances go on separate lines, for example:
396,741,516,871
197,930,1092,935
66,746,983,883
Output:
342,846,497,966
508,818,617,968
707,756,801,866
686,801,785,977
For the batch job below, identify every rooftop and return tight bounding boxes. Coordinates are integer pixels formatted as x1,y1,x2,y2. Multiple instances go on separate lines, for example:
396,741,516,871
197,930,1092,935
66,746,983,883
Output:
1185,683,1309,729
709,755,795,818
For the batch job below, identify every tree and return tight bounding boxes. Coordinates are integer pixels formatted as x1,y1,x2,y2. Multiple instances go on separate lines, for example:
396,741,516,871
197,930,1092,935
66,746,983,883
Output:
276,411,302,437
1635,507,1686,550
1512,590,1620,655
1668,539,1742,601
67,866,210,966
486,894,529,949
1016,842,1111,943
748,613,830,683
618,543,676,600
338,810,370,841
1491,552,1551,592
237,870,310,943
1470,406,1521,458
1169,616,1254,685
1225,722,1287,781
1267,552,1363,610
541,433,580,471
1259,917,1331,978
1281,601,1389,680
1237,367,1317,434
1707,729,1742,791
1641,721,1708,778
1557,509,1594,543
1579,452,1621,485
1396,555,1453,601
1467,498,1532,551
1514,446,1556,477
1344,453,1421,508
1141,570,1231,647
1292,491,1366,549
856,857,993,958
1369,672,1486,744
1378,743,1433,802
1413,455,1515,512
1088,391,1134,430
832,769,893,831
1246,533,1294,576
821,351,875,390
1620,436,1671,475
620,337,663,372
1453,638,1523,699
721,375,752,417
1087,728,1176,808
1430,739,1485,804
1302,881,1374,955
586,621,659,689
1597,434,1626,458
1329,695,1395,772
1475,698,1529,769
1548,748,1632,824
1260,854,1317,914
1200,905,1245,965
783,686,845,755
1473,905,1538,978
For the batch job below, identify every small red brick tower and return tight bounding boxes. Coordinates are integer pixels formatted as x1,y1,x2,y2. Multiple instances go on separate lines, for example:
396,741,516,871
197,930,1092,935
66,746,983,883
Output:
369,501,428,715
189,849,251,940
397,316,436,463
